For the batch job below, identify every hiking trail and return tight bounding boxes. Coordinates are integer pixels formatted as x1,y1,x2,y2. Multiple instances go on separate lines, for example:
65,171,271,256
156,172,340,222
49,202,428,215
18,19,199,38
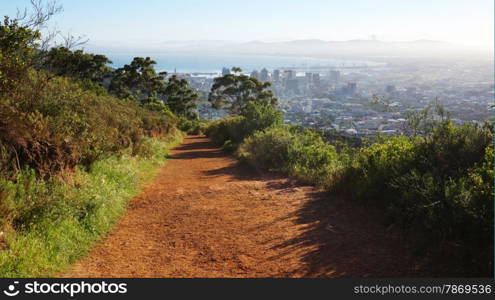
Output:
64,135,434,277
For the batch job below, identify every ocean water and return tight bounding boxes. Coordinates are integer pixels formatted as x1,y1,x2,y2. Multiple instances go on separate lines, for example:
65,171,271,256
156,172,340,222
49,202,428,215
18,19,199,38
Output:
106,53,379,73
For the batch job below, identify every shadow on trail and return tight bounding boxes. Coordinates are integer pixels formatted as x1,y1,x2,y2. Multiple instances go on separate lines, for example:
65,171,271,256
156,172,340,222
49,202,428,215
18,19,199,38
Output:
261,181,445,277
168,137,225,160
197,150,426,277
181,136,440,277
265,190,387,277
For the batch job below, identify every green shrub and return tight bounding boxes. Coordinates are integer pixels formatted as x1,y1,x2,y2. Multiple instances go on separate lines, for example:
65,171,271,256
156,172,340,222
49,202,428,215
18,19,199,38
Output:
348,135,417,203
325,122,493,275
205,116,245,145
238,126,342,187
239,100,283,136
221,140,238,153
288,140,341,187
238,126,294,170
205,101,283,147
0,71,177,178
177,117,207,135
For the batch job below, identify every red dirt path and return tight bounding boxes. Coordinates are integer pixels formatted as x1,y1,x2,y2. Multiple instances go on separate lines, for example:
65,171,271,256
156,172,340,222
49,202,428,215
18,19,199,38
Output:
64,135,435,278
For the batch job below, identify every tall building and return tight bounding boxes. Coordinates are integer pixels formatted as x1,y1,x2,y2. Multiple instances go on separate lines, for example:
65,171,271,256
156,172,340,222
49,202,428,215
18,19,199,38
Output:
285,70,296,80
273,69,280,82
348,82,357,94
285,78,299,94
341,82,357,96
305,72,313,84
260,68,270,82
329,70,340,83
222,67,231,76
313,73,321,87
250,69,260,79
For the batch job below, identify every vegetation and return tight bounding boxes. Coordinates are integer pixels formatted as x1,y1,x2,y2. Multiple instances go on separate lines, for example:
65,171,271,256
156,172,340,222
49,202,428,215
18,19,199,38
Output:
206,100,283,151
42,46,112,84
164,75,199,119
206,94,493,277
208,67,278,114
108,57,199,119
177,117,207,135
0,3,195,276
0,133,182,277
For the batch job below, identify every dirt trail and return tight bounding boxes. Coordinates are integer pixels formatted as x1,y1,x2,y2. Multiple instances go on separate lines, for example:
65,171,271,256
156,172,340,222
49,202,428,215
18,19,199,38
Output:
64,136,432,277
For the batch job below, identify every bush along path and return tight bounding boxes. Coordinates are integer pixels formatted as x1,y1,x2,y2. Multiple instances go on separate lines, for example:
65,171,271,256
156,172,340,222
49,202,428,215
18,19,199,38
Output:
0,134,183,277
64,136,446,278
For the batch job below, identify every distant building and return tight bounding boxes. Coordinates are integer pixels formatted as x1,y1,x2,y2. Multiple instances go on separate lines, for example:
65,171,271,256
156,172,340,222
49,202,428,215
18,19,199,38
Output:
313,73,321,87
222,67,231,76
385,85,396,93
285,78,299,94
329,70,341,83
250,69,260,79
285,70,296,80
305,72,314,84
260,68,270,82
273,69,280,82
347,82,357,94
406,87,417,94
341,82,357,96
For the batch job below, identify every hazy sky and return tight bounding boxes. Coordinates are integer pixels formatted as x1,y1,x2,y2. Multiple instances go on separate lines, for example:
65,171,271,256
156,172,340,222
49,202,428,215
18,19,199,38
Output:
2,0,493,48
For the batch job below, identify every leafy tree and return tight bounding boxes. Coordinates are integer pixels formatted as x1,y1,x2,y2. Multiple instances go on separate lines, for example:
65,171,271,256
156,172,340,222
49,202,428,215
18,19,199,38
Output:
240,100,283,135
109,57,166,102
0,16,40,95
370,94,392,112
42,47,112,83
163,75,198,119
208,67,277,114
404,101,450,136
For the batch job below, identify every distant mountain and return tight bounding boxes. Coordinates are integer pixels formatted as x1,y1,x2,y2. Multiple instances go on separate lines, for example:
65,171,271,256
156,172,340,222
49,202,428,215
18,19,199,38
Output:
284,39,329,45
208,39,463,60
87,38,489,61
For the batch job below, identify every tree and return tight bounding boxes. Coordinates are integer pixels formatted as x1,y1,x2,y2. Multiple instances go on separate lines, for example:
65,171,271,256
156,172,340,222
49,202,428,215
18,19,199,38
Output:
404,101,450,136
208,67,277,115
240,100,283,136
163,75,198,119
0,16,41,95
109,57,166,101
42,47,112,83
370,94,392,112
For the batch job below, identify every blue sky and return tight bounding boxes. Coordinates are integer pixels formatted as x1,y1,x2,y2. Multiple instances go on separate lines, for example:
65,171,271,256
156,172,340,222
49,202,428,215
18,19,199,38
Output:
1,0,493,48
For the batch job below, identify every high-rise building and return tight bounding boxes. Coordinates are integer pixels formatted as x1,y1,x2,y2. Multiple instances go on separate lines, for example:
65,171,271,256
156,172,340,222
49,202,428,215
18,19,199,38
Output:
273,69,280,82
313,73,321,87
222,67,231,76
329,70,340,83
250,70,260,79
285,70,296,80
260,68,270,82
348,82,357,94
285,78,299,94
341,82,357,96
305,72,313,83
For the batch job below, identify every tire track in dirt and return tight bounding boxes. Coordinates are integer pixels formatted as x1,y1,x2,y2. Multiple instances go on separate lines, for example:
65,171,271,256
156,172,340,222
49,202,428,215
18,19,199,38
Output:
64,135,436,277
